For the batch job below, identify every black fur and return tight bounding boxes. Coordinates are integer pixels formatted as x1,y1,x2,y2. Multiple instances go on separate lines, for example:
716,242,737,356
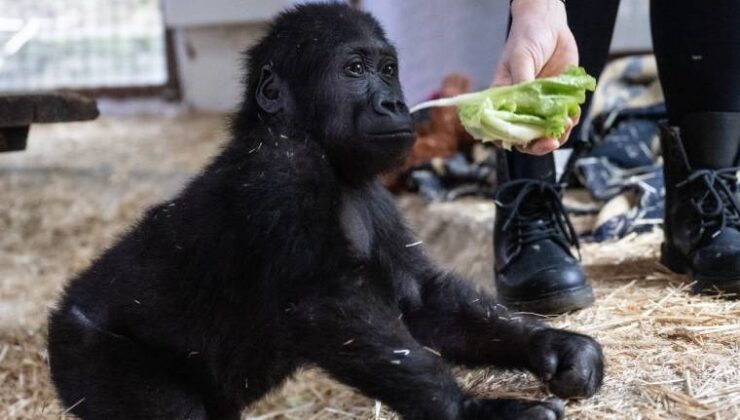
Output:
48,4,603,419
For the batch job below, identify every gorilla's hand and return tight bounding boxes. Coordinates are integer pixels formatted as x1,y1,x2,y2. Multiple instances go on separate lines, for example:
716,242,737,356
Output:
527,328,604,399
462,397,564,420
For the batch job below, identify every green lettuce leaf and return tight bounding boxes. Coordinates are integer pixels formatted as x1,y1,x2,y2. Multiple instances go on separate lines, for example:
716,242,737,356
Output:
410,66,596,150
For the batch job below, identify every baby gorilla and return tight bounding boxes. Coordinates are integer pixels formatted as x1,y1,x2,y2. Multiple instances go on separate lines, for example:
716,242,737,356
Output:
48,4,603,419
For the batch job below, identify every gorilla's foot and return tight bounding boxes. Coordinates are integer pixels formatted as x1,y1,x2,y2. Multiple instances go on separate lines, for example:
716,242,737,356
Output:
463,397,564,420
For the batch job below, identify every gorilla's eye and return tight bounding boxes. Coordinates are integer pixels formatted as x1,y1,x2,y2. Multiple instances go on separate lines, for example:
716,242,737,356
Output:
345,61,365,76
382,63,397,77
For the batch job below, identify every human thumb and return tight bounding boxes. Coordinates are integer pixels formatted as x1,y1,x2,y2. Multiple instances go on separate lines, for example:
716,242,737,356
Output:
508,50,536,84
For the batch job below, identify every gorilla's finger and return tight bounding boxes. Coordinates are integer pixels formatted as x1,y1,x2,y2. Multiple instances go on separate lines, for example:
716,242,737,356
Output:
465,398,565,420
533,351,558,381
519,398,565,420
544,397,565,418
549,365,592,398
549,344,603,399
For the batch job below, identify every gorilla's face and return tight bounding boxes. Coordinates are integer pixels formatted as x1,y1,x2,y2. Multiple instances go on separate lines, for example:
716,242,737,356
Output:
308,38,415,180
250,15,416,183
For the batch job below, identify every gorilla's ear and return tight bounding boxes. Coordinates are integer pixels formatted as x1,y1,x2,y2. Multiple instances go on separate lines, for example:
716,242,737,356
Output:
256,64,286,114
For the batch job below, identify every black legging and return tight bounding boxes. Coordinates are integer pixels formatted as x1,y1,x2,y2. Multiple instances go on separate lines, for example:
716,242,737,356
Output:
505,0,740,182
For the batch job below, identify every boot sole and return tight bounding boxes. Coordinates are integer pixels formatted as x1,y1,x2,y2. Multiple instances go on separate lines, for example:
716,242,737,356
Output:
660,242,740,296
497,285,595,315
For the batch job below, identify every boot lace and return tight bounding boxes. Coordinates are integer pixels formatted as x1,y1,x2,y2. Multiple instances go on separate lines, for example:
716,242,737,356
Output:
497,180,580,269
676,167,740,239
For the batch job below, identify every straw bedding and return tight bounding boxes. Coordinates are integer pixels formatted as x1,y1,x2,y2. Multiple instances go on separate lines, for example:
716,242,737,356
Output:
0,115,737,419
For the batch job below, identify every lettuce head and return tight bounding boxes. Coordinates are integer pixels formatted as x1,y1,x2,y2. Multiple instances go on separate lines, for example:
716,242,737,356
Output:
410,66,596,150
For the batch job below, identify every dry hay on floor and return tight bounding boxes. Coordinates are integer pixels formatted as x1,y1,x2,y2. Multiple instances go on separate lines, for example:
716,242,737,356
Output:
0,116,738,419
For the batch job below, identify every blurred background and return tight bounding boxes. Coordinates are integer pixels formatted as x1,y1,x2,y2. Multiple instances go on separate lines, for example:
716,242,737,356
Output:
0,0,167,93
0,0,650,109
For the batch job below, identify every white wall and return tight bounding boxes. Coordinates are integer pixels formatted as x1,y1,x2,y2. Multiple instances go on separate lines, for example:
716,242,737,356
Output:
172,24,265,112
163,0,290,27
167,0,345,112
363,0,509,106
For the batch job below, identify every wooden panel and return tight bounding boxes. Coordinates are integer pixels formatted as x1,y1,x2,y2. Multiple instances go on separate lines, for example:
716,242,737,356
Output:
0,126,30,152
0,92,99,127
0,92,98,152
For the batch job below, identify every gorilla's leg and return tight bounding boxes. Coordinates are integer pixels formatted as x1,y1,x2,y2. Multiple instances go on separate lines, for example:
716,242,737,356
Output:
48,308,240,420
290,292,564,420
403,274,603,400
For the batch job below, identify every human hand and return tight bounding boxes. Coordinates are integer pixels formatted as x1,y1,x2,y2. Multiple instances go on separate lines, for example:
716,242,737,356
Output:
493,0,580,155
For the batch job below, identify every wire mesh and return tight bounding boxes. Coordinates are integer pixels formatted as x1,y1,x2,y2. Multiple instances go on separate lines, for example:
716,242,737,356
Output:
0,0,167,92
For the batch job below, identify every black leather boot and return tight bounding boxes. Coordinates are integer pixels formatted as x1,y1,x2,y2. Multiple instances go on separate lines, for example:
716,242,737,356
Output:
494,178,594,314
660,113,740,296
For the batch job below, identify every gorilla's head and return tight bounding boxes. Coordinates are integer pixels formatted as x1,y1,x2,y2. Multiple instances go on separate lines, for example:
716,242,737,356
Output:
239,3,415,183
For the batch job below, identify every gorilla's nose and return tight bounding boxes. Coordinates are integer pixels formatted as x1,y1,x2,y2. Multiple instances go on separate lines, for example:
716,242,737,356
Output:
373,92,408,117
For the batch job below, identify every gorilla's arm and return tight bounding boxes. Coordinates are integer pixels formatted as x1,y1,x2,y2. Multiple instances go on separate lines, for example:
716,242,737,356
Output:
371,189,603,399
404,269,540,368
401,268,603,398
289,291,466,419
287,289,566,420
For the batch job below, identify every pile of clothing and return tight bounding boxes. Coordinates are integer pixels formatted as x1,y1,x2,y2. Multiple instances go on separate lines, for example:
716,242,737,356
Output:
575,56,666,241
